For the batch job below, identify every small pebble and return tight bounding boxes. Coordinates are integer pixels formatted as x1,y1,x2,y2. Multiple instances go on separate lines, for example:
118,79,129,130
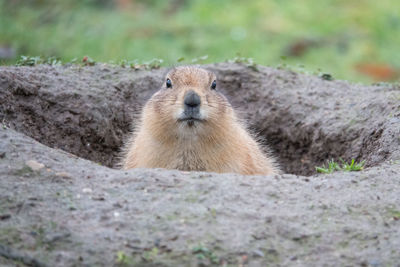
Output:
92,195,105,201
25,160,45,171
82,188,93,193
252,249,265,258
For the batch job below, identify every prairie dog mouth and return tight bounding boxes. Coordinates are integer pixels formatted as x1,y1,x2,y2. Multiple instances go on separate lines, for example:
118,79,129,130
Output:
178,116,203,122
177,116,204,126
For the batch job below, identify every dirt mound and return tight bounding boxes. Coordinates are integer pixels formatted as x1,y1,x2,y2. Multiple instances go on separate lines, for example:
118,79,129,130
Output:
1,63,399,175
0,63,399,266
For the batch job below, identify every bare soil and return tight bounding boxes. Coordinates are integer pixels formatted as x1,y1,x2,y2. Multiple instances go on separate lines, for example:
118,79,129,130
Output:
0,63,399,266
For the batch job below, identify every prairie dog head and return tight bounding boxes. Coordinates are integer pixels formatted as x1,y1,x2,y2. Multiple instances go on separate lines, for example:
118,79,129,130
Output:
143,66,234,140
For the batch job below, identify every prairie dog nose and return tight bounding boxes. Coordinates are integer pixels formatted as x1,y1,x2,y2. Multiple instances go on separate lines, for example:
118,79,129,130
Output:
184,90,201,108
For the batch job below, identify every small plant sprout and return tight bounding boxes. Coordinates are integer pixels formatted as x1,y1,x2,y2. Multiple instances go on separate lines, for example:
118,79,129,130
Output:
82,56,96,66
143,58,163,69
116,251,134,265
227,54,259,71
316,158,365,174
191,55,208,63
315,159,341,174
339,158,366,171
16,55,62,66
16,56,42,66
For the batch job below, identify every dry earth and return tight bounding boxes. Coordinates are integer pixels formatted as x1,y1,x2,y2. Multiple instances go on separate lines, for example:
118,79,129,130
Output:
0,63,399,266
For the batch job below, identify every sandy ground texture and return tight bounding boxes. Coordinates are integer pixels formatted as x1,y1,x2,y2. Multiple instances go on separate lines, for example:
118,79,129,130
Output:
0,63,400,266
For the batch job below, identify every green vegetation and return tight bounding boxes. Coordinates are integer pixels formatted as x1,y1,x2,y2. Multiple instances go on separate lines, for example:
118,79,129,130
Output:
13,165,34,176
16,55,62,66
14,55,165,70
141,247,159,262
387,208,400,220
340,159,366,172
116,251,134,266
192,245,219,264
316,159,366,174
1,0,399,83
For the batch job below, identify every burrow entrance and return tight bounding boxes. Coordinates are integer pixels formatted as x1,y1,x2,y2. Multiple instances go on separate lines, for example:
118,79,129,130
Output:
1,65,397,176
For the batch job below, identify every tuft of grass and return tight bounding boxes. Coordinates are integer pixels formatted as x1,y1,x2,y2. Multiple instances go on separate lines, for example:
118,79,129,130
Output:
315,159,341,174
339,158,366,172
316,158,365,174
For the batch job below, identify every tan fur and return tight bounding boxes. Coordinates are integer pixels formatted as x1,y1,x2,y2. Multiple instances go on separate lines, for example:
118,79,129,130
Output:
121,66,280,175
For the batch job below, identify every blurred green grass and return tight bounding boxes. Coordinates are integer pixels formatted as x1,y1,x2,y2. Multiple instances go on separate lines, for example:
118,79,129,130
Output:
1,0,399,83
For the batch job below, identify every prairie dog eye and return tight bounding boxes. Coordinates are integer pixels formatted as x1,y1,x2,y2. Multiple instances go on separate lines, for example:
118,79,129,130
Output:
211,80,217,90
166,78,172,88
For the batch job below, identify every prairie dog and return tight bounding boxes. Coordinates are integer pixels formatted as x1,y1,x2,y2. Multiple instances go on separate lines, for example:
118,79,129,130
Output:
121,66,279,175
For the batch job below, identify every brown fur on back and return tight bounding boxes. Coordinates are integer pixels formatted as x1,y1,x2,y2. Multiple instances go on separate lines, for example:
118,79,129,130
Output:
121,66,279,175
